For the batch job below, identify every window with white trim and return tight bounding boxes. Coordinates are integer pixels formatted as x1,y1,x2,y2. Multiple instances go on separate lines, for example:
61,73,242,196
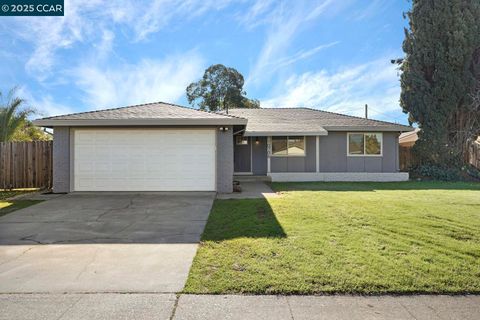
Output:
348,133,382,156
272,136,305,156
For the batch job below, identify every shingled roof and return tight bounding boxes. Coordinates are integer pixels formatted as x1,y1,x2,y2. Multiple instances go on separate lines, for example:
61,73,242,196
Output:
227,108,413,136
34,102,413,134
33,102,247,127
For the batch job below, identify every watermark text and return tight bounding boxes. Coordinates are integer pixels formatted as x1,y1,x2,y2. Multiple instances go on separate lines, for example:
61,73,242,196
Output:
1,0,64,16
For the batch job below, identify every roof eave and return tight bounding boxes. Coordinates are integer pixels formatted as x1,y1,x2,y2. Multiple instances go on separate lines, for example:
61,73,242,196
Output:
32,118,247,127
244,130,328,137
323,125,414,132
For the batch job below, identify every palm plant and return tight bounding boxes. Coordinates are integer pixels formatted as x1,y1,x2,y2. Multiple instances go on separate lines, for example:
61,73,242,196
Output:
0,87,34,142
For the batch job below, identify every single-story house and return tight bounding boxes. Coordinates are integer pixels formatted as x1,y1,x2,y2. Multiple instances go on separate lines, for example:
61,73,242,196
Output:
33,102,413,193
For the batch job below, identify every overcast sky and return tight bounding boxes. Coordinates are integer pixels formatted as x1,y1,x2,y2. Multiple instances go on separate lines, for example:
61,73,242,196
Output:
0,0,410,124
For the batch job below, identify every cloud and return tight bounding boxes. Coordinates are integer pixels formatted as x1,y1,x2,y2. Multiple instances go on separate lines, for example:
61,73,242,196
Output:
132,0,235,41
17,87,75,117
10,0,106,80
73,52,204,108
305,0,335,21
7,0,338,84
237,0,276,29
261,58,407,122
260,42,340,76
4,0,235,79
352,0,393,21
95,29,115,59
247,0,338,85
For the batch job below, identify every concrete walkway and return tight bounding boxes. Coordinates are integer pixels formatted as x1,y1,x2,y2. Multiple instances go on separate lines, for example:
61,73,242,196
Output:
217,181,279,199
1,294,478,320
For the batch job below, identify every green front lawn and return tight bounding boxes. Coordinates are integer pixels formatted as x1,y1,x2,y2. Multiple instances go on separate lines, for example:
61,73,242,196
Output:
184,181,480,294
0,190,41,217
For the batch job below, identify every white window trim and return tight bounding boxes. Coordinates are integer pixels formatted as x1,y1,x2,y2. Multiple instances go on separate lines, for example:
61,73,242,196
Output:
271,136,306,157
347,132,383,157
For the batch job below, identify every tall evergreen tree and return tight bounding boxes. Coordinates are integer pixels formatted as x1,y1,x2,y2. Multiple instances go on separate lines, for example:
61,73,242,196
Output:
400,0,480,166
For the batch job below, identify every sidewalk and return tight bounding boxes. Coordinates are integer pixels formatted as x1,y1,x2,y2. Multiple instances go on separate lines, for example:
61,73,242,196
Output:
1,293,478,320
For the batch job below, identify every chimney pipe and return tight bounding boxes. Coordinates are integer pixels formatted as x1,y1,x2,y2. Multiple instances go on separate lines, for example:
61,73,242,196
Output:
365,104,368,119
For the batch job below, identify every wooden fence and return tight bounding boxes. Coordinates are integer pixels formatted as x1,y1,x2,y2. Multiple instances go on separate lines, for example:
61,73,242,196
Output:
0,141,53,190
468,140,480,169
399,146,415,171
400,140,480,172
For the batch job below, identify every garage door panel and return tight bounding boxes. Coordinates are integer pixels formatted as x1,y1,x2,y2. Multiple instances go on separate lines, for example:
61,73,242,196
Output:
76,145,95,156
74,129,216,191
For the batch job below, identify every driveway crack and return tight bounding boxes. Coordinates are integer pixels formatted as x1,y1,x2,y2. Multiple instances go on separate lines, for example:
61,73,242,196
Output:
56,295,83,320
169,294,181,320
286,296,295,320
0,246,35,267
112,219,138,236
398,300,418,320
75,247,99,280
20,234,46,244
426,304,446,320
95,199,133,221
51,237,127,244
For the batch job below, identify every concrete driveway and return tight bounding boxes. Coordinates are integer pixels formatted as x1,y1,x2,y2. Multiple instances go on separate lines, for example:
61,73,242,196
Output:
0,192,214,293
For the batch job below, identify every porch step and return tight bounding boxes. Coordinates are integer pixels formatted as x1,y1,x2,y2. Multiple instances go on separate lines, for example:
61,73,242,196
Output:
233,175,272,182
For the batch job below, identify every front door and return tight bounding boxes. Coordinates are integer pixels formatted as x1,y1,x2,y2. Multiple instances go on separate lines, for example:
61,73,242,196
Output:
234,135,251,173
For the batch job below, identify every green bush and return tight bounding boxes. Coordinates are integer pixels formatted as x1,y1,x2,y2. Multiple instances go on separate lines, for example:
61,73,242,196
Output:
411,164,480,181
465,165,480,180
411,165,461,181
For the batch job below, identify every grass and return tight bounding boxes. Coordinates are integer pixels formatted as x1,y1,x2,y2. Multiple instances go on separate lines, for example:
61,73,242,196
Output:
0,189,41,217
184,181,480,294
0,189,38,201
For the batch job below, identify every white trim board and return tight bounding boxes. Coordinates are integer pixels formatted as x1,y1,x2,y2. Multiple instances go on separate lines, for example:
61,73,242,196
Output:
268,172,409,182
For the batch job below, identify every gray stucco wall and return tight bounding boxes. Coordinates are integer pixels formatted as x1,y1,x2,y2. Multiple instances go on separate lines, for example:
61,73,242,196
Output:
217,126,234,193
240,133,399,174
270,136,316,173
52,127,70,193
305,136,317,172
319,132,399,173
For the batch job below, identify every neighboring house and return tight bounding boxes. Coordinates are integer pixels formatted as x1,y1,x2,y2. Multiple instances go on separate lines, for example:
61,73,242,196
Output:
399,128,477,147
399,128,420,147
33,102,413,193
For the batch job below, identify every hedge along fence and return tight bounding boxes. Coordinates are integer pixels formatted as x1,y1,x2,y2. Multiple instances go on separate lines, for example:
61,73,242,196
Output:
0,141,52,190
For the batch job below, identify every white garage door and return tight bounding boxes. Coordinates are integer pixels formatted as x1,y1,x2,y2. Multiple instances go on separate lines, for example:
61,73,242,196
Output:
74,129,216,191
